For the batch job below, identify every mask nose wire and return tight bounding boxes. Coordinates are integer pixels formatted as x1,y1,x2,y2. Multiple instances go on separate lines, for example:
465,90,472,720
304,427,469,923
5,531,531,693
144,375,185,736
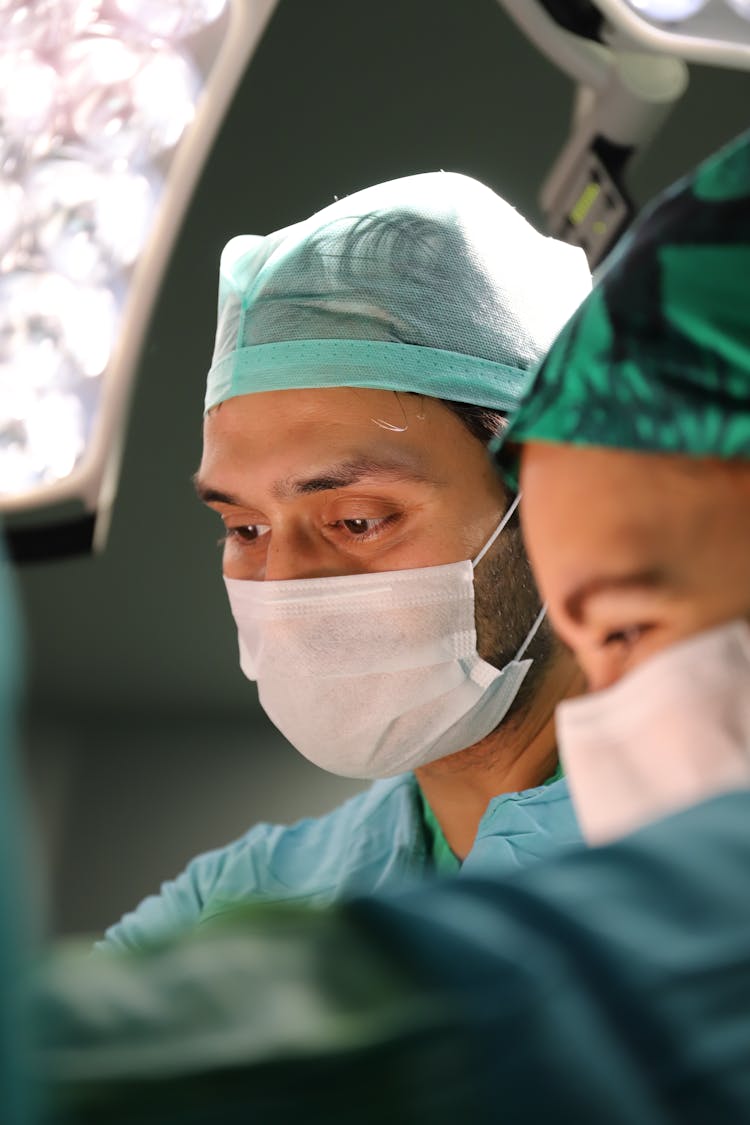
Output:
471,491,522,570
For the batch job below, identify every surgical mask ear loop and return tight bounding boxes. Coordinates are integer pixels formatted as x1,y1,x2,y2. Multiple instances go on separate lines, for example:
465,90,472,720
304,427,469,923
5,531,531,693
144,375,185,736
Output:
514,602,548,661
471,492,522,570
469,491,548,662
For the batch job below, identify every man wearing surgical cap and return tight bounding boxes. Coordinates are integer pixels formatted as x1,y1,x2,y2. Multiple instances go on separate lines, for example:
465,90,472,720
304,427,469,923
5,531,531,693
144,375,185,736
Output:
36,133,750,1122
99,172,592,951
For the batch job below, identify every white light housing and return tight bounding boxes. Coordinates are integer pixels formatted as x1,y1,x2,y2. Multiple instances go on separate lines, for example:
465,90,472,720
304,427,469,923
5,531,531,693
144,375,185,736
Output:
629,1,709,20
0,0,280,556
726,0,750,19
498,0,690,266
498,0,749,270
597,0,750,68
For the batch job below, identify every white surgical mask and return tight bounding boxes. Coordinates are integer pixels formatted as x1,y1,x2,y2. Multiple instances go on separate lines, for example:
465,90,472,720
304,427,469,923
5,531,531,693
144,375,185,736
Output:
556,617,750,846
225,495,546,778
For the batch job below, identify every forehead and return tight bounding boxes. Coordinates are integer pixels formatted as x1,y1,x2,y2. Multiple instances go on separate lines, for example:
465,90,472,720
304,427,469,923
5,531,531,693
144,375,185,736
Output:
519,443,720,578
199,386,495,489
204,386,425,442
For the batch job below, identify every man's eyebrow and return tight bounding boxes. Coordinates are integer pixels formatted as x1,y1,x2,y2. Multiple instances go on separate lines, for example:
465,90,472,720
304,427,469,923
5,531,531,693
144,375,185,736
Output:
564,569,666,622
192,456,433,507
192,475,244,507
273,456,432,498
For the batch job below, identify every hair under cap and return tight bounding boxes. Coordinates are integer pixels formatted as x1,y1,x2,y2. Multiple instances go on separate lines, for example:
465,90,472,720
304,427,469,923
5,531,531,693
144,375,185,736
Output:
497,128,750,466
204,172,591,414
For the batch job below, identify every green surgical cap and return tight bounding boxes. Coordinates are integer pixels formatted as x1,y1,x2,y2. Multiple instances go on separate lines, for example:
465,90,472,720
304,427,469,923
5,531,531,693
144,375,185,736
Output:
498,129,750,464
204,172,591,413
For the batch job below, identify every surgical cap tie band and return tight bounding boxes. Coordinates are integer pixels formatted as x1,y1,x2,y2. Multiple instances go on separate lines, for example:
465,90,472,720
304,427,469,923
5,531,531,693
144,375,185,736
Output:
204,339,529,413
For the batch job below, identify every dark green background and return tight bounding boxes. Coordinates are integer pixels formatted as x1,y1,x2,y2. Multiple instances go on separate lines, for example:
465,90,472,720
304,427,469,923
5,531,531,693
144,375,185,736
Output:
14,0,750,935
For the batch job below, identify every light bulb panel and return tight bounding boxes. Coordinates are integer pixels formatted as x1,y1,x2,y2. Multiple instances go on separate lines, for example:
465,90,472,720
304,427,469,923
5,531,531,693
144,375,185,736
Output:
0,0,280,559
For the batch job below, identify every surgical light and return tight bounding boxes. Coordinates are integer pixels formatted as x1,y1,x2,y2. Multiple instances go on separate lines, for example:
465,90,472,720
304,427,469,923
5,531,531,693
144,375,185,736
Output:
596,0,750,67
498,1,750,268
725,0,750,18
0,49,58,167
61,34,200,162
0,0,280,561
113,0,227,39
629,1,709,19
25,159,157,284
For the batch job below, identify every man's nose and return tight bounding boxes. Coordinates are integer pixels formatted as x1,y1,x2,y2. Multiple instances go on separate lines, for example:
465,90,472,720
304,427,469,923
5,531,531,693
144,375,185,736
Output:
580,645,630,693
263,528,353,582
547,608,627,693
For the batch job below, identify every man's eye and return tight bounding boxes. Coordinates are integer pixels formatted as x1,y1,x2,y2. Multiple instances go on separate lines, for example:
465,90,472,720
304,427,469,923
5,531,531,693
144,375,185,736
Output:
331,515,397,540
602,624,649,648
342,518,381,535
226,524,271,544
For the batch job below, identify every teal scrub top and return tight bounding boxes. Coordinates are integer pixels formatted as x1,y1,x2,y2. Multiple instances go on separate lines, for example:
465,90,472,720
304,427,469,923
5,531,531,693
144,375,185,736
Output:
100,771,580,951
36,789,750,1123
419,762,566,875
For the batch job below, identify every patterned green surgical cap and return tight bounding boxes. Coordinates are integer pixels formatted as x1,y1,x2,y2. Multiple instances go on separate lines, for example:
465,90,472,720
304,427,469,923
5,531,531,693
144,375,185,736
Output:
497,128,750,466
204,172,591,414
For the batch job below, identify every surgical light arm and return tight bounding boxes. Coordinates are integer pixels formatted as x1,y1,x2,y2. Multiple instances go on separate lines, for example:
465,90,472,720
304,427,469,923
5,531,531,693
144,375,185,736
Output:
498,0,689,265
